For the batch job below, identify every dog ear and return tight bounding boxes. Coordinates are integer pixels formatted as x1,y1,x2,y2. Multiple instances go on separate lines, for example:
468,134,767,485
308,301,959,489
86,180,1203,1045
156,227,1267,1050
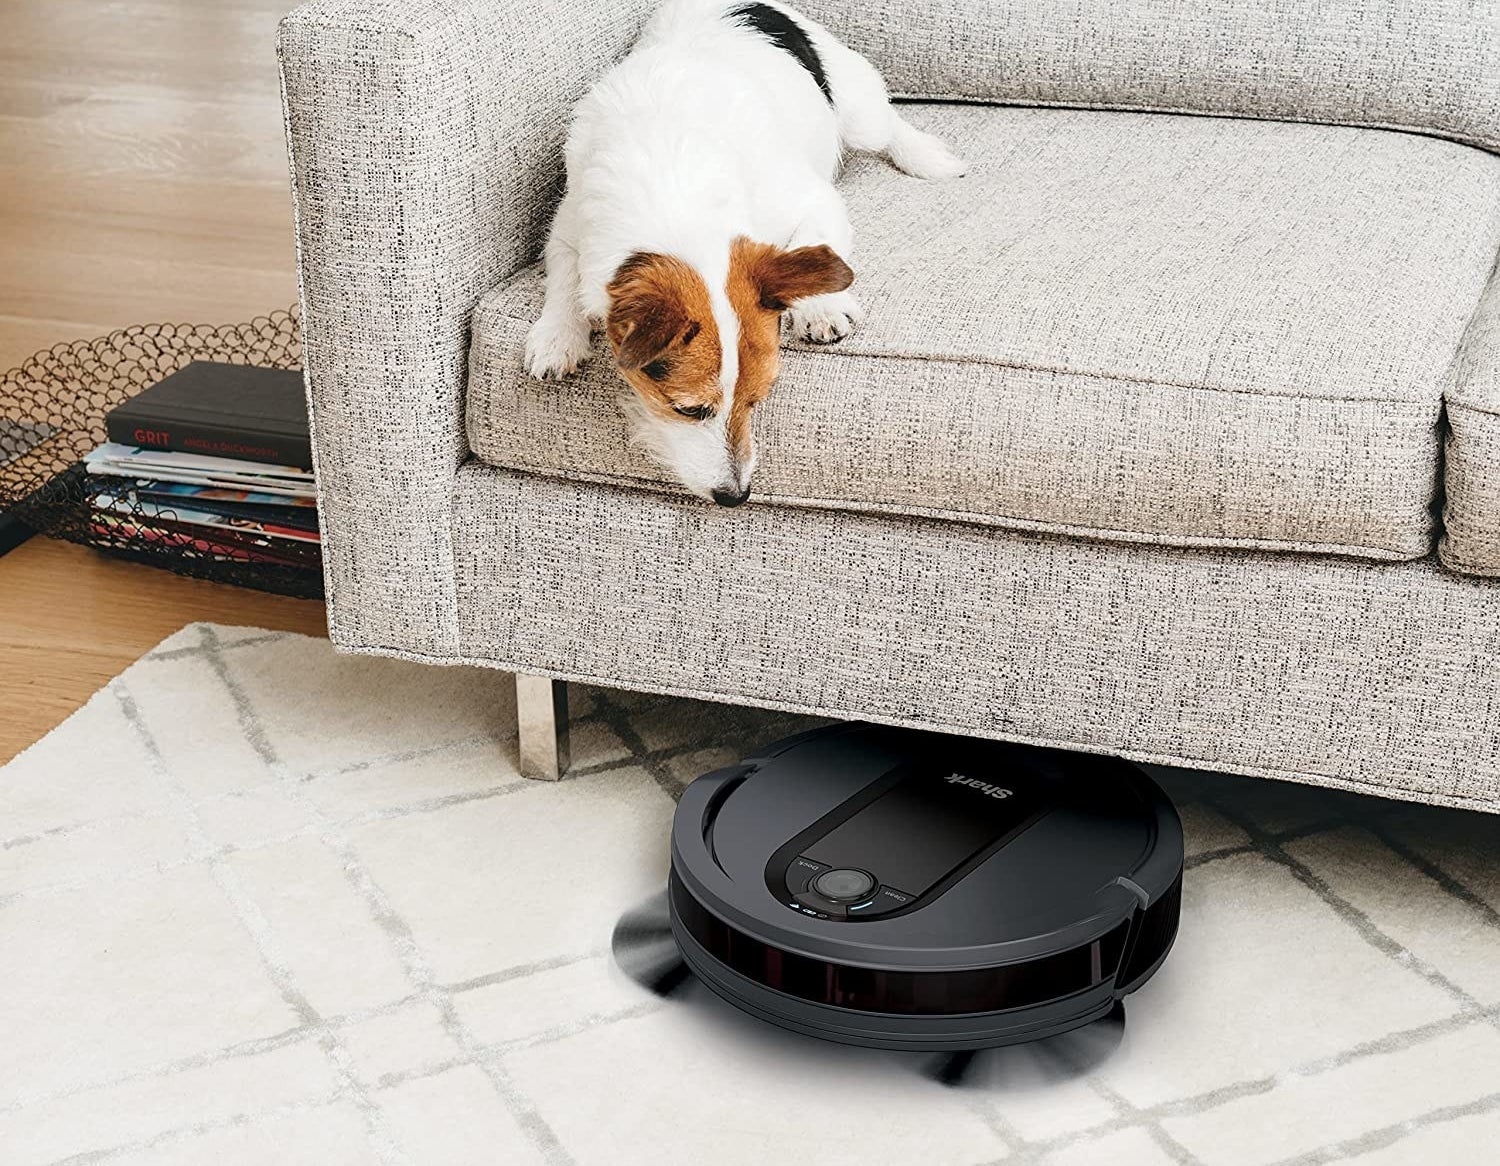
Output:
606,253,702,370
753,244,854,312
608,297,695,371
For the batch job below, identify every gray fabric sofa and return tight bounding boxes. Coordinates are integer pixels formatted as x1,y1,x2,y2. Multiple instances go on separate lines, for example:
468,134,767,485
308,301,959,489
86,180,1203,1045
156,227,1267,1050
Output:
279,0,1500,811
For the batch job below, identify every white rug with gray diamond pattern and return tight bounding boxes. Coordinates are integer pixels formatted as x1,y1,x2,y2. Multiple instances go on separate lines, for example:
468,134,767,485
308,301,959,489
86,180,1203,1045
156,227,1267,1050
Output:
3,623,1500,1166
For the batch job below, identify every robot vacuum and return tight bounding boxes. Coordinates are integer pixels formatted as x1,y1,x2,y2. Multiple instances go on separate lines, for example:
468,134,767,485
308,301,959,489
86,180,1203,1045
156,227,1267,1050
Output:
660,722,1183,1052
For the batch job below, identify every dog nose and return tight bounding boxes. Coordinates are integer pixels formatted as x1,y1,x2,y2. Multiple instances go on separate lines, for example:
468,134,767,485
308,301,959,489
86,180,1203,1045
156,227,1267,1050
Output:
711,485,750,508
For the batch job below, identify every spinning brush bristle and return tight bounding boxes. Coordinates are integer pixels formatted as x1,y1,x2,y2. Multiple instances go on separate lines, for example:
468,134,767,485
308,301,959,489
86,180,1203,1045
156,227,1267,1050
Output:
921,1001,1127,1089
611,889,693,997
612,889,1129,1090
925,1048,979,1087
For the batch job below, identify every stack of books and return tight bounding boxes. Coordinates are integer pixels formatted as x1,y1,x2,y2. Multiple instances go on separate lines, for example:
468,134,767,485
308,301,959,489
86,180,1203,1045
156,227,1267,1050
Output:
82,362,320,574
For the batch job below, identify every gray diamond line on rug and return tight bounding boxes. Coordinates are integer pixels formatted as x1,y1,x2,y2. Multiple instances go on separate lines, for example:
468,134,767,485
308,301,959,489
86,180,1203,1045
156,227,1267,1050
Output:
113,654,406,1166
3,623,1500,1165
196,623,577,1166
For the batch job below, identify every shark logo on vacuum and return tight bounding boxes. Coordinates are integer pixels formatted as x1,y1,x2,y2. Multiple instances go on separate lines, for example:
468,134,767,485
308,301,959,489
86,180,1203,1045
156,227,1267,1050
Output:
942,773,1014,799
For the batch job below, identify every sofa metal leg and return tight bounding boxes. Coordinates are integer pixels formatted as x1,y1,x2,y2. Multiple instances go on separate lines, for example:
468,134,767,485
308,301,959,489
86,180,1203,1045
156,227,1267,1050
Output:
515,673,570,781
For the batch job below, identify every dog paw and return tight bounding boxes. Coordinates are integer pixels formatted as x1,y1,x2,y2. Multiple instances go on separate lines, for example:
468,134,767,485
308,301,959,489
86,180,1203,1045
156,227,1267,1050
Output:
789,292,863,345
525,315,592,380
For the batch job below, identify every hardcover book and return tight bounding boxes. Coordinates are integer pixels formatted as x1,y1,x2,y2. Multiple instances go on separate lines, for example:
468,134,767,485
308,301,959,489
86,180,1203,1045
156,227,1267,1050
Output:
106,362,311,469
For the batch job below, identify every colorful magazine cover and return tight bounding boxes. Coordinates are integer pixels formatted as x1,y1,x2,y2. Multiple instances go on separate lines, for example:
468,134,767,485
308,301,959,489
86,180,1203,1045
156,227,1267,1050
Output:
88,514,317,568
135,482,320,533
89,481,321,545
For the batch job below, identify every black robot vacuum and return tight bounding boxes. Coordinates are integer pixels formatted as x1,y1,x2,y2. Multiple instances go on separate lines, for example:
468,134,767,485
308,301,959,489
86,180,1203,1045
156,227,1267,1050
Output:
657,722,1183,1053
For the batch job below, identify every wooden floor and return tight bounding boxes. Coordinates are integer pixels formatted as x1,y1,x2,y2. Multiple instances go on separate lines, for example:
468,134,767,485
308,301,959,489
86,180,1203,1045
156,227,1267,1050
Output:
0,539,328,761
1,0,318,762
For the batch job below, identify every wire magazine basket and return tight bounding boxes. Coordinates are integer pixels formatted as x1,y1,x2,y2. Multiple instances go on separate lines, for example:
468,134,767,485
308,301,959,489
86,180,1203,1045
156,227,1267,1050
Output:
0,309,323,599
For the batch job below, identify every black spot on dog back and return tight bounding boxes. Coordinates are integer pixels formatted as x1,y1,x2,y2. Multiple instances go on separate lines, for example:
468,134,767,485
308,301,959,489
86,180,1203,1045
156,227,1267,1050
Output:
729,2,833,104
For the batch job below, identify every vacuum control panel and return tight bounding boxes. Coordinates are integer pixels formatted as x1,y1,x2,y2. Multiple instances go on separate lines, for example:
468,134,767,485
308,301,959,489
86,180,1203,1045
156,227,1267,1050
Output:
768,762,1042,920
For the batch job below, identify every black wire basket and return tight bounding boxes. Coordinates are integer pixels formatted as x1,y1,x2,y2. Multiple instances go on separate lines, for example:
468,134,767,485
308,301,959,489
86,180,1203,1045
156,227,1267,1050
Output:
0,309,323,599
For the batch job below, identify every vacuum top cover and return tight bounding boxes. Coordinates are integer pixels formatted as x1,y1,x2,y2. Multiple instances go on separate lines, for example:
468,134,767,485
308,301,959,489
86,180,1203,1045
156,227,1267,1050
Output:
673,723,1182,973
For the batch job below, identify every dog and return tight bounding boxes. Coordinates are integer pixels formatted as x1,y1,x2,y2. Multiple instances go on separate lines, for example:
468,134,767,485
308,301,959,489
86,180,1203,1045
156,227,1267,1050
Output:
524,0,966,505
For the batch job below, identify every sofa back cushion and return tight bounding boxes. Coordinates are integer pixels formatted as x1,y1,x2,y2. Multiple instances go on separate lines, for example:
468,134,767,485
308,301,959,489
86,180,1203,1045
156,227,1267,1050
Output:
801,0,1500,154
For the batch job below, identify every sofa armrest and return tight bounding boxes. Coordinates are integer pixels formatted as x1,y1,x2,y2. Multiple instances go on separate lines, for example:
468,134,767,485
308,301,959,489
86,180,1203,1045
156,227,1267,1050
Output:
278,0,650,654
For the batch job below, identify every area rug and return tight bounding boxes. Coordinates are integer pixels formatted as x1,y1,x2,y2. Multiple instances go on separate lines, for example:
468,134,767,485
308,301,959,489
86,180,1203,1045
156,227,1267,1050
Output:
3,624,1499,1166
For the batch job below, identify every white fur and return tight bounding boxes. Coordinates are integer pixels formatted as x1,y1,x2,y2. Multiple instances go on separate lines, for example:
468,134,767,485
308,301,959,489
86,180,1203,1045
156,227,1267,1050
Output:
619,390,745,498
525,0,966,500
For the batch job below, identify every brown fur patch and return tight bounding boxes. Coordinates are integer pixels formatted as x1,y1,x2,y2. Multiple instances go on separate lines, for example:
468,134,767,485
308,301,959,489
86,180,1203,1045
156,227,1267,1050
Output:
605,252,722,417
726,239,786,467
725,238,855,465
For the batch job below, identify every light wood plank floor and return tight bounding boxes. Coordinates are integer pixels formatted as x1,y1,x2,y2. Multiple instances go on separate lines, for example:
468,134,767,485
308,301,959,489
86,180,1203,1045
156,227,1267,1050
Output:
0,0,318,762
0,539,328,761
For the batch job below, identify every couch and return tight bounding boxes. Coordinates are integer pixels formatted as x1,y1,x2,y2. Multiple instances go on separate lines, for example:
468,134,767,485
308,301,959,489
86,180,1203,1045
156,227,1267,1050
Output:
278,0,1500,808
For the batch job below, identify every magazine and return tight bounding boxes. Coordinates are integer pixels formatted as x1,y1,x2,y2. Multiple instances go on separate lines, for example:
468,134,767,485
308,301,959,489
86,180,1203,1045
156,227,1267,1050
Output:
135,482,320,533
90,481,321,545
83,443,316,498
88,514,318,567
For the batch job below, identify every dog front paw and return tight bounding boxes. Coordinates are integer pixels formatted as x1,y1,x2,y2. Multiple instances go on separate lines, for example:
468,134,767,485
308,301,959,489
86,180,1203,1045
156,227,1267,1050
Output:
525,315,592,380
789,291,863,345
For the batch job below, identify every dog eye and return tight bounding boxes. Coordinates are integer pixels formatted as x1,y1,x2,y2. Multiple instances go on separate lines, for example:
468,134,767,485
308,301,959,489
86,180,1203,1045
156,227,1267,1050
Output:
642,359,670,381
672,403,715,421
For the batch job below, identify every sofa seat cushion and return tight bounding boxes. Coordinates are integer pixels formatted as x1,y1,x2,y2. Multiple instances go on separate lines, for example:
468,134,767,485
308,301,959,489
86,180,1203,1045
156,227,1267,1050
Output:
467,104,1500,560
1444,270,1500,578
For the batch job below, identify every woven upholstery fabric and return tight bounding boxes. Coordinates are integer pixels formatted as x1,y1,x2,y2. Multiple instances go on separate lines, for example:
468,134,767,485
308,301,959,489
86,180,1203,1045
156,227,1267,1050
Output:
279,0,652,654
286,0,1500,808
468,104,1500,559
799,0,1500,155
1444,259,1500,577
450,463,1500,810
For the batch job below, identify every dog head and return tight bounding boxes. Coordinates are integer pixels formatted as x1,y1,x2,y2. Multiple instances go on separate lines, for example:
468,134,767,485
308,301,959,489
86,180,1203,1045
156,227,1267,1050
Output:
605,238,853,506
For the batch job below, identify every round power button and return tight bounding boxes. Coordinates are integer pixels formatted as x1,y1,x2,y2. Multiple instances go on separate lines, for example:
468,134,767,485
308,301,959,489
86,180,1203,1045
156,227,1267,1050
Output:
813,868,877,903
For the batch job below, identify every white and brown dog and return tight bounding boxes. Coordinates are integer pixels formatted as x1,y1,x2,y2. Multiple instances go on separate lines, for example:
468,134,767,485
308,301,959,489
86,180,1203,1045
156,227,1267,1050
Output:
525,0,966,505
